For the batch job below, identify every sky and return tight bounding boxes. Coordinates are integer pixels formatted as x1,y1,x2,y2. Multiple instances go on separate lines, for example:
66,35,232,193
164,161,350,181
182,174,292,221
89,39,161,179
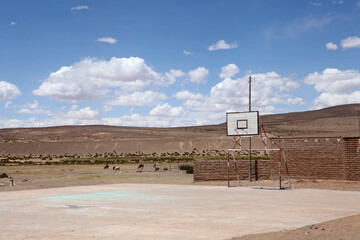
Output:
0,0,360,128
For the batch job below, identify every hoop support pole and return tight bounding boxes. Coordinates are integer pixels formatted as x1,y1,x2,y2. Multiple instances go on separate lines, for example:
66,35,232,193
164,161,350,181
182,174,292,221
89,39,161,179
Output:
227,151,230,187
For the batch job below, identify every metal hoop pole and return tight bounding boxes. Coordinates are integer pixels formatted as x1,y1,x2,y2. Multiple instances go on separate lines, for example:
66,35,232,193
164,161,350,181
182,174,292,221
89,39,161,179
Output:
227,151,230,187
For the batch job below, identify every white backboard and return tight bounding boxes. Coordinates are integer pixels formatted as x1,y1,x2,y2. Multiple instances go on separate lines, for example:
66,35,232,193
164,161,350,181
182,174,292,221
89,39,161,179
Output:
226,111,259,136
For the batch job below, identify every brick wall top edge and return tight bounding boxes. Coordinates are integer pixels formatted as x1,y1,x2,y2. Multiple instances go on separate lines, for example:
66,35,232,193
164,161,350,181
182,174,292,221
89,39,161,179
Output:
269,137,353,140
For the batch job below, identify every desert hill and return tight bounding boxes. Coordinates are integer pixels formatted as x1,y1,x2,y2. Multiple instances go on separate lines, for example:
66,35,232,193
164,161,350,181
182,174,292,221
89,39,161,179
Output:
0,104,359,156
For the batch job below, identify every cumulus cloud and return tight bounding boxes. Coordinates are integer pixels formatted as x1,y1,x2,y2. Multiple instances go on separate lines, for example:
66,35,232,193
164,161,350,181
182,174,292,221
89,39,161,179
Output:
326,42,338,50
70,5,88,11
149,103,186,117
173,90,204,100
188,67,209,84
182,72,301,121
0,106,102,128
285,97,305,106
219,64,239,78
64,106,99,120
165,69,185,85
107,91,167,106
9,22,16,25
304,68,360,108
183,50,191,55
341,36,360,49
313,92,360,109
17,100,51,115
97,37,117,44
33,57,164,101
0,81,21,101
208,40,238,51
304,68,360,94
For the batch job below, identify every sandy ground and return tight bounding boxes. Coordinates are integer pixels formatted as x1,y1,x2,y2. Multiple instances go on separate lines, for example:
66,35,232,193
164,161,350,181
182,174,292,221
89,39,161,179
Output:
1,164,360,240
232,214,360,240
1,183,359,240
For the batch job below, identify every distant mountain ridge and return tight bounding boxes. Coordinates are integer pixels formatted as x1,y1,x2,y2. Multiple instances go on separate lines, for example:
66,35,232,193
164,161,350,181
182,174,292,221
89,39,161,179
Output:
0,104,359,156
260,104,360,123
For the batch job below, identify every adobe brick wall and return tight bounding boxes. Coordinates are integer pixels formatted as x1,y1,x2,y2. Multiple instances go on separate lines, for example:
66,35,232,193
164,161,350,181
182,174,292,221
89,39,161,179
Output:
194,137,360,181
269,137,360,180
343,137,360,180
194,159,270,181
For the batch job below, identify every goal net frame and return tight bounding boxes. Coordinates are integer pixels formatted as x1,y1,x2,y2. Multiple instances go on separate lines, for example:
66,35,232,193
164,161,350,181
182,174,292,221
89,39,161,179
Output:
226,111,291,189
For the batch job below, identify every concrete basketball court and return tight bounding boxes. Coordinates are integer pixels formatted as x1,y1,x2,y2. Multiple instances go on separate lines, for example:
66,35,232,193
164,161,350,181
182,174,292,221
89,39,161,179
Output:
1,184,359,240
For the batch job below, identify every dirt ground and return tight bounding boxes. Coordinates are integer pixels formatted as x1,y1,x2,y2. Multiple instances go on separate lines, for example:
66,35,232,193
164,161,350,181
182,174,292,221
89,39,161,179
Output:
232,214,360,240
1,164,360,240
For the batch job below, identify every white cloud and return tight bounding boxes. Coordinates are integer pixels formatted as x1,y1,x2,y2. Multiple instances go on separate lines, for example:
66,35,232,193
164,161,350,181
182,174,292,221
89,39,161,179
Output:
219,64,239,78
285,16,331,38
341,36,360,49
17,100,51,115
332,0,343,4
0,106,102,128
304,68,360,108
285,97,305,106
65,106,99,120
310,2,322,6
70,5,88,11
188,67,209,84
9,22,16,25
149,103,186,117
0,81,21,101
17,108,51,115
107,91,167,106
103,105,113,112
208,40,238,51
326,42,338,50
304,68,360,94
5,101,12,108
97,37,117,44
173,90,204,100
358,1,360,7
183,72,301,117
33,57,164,101
313,91,360,109
265,16,332,40
183,50,191,55
165,69,185,85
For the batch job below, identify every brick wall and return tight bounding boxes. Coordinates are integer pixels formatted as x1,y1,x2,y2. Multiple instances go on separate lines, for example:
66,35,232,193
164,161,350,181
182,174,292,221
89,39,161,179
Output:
194,159,270,181
343,137,360,180
269,138,346,180
194,137,360,181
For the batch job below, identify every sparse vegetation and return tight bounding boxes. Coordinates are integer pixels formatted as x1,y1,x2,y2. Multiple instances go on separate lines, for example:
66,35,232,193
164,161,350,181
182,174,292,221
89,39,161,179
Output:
0,149,270,166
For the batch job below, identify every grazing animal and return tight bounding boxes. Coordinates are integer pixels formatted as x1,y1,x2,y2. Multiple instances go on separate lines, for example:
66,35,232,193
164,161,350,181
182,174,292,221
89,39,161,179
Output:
113,166,120,171
137,164,144,172
103,163,109,169
9,177,14,186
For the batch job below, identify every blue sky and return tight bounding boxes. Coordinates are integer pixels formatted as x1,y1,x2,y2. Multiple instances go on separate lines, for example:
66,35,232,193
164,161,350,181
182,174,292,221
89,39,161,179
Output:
0,0,359,128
